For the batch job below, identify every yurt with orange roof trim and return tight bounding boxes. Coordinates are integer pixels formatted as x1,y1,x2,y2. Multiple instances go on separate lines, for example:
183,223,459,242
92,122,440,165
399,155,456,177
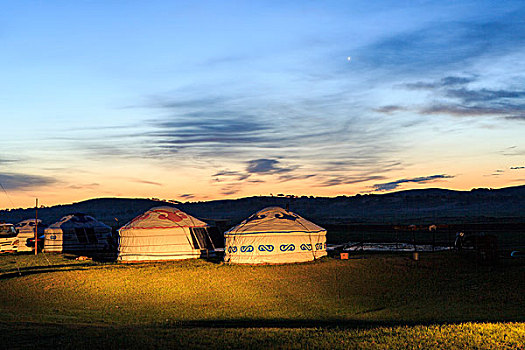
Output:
117,206,218,262
224,206,327,264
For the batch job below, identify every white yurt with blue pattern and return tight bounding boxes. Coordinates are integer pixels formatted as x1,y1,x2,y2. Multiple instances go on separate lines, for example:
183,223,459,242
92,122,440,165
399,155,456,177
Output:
224,207,327,264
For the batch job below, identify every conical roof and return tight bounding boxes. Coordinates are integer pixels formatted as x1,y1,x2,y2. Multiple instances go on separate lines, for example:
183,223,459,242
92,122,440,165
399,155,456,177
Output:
48,213,110,230
225,207,325,235
121,206,208,230
16,218,43,227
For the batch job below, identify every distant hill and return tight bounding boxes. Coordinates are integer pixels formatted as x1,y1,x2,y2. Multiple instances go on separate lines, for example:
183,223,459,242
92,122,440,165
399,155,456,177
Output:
1,185,524,228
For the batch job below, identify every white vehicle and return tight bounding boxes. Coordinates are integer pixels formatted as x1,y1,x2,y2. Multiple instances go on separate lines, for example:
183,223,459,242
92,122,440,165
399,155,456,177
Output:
0,223,18,252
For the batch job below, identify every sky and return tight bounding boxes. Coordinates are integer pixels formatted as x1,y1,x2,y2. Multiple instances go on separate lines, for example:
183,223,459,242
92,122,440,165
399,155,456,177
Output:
1,0,525,209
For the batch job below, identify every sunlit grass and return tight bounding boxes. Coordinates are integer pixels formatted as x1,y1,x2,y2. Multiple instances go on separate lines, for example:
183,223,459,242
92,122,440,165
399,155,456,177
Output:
0,252,523,348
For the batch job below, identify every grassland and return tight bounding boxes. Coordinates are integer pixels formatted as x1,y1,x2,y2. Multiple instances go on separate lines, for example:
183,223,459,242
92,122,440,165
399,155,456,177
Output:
0,252,523,349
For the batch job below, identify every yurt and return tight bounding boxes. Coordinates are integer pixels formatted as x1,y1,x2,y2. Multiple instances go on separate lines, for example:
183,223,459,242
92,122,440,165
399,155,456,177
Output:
44,213,112,253
224,207,327,264
15,219,46,252
117,206,219,262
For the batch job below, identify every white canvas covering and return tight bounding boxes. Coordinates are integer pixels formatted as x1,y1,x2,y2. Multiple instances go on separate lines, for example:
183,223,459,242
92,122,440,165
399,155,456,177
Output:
44,214,112,253
117,206,212,262
224,207,327,264
16,219,45,252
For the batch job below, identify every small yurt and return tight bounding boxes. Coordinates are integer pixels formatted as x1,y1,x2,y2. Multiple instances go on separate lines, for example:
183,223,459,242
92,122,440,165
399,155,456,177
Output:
44,213,112,253
224,206,327,264
15,219,46,252
117,206,218,262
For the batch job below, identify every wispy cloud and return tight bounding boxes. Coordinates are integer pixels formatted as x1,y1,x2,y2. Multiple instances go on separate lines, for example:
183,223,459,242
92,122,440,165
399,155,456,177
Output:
220,184,242,196
179,193,195,199
277,174,316,182
67,183,100,190
373,105,408,114
403,76,477,90
367,10,525,124
52,7,525,197
320,175,386,187
246,158,295,174
0,157,18,164
133,179,163,186
149,113,273,149
0,172,56,190
445,88,525,103
372,174,454,192
133,91,404,194
418,104,515,117
377,73,525,120
212,169,250,182
359,9,525,74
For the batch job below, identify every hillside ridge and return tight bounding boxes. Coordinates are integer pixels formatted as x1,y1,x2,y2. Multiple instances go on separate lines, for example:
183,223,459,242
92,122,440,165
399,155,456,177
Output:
1,185,524,227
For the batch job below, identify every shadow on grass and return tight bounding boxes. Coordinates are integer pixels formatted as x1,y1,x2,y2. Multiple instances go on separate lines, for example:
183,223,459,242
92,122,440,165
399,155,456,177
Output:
0,263,97,280
4,318,523,331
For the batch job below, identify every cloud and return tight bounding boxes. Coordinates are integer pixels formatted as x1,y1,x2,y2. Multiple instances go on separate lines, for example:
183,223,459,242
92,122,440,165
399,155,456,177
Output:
179,193,195,199
359,10,525,74
365,12,525,124
403,76,477,90
373,105,408,114
419,101,525,119
372,174,454,192
419,105,507,117
150,96,224,110
0,157,18,164
220,184,241,196
505,115,525,121
320,175,386,187
133,180,163,186
246,159,295,174
212,170,250,181
502,148,525,156
213,170,243,177
67,183,100,190
440,76,477,86
445,88,525,103
277,174,316,182
0,172,56,190
150,113,274,148
380,73,525,120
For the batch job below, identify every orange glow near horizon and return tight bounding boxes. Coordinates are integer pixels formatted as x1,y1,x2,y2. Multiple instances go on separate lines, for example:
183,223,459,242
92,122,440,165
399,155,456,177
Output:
2,163,523,210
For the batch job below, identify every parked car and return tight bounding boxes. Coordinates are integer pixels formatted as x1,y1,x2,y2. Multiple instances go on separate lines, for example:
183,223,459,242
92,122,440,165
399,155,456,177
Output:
25,234,45,250
0,223,18,252
16,219,46,252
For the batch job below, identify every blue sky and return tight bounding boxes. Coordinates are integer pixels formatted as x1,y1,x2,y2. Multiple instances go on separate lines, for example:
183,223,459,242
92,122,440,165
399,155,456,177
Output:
1,1,524,207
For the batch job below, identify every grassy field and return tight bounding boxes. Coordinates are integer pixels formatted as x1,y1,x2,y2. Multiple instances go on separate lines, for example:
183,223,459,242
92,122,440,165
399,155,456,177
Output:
0,252,523,349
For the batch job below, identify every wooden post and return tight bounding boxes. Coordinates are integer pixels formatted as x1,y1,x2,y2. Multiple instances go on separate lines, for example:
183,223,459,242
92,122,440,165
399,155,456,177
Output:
34,198,38,255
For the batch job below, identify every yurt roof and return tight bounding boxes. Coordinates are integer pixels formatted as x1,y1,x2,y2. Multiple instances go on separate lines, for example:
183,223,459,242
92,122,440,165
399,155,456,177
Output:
225,206,325,235
16,218,43,227
47,213,110,230
120,206,208,230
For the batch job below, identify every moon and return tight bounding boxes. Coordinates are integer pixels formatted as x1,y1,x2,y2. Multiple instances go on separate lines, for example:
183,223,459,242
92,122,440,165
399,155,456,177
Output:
347,56,351,62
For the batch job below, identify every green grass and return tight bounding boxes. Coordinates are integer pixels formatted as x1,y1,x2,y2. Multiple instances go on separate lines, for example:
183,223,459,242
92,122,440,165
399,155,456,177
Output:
2,322,523,349
0,252,523,348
